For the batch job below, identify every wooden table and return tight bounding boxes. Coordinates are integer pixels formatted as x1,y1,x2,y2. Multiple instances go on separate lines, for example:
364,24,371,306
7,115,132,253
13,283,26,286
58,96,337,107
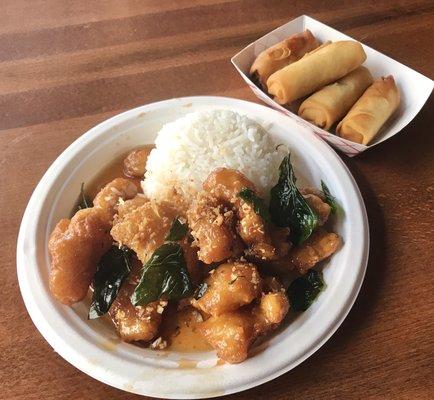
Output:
1,1,433,399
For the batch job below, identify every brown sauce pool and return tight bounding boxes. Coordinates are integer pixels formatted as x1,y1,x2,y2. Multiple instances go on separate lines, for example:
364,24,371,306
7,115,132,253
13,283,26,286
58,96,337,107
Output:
86,145,210,353
86,149,148,200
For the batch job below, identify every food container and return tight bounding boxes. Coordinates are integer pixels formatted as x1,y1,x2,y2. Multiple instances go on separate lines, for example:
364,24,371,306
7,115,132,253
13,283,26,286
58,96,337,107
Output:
231,15,433,157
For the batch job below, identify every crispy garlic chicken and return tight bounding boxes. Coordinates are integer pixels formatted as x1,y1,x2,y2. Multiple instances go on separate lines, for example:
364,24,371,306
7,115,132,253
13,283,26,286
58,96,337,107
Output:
48,147,341,364
202,168,277,260
109,260,164,342
197,265,289,363
49,178,137,305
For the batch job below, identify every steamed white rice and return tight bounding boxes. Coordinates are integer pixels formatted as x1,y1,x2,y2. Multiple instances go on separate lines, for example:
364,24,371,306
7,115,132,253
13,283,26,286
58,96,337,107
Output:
142,109,283,201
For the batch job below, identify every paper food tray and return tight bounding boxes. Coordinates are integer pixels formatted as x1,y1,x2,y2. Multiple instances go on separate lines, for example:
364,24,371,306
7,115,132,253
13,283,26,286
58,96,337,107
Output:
231,15,433,157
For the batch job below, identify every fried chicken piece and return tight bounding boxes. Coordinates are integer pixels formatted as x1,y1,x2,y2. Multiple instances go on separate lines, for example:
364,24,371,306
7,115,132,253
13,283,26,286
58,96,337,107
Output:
240,202,276,260
93,178,138,221
301,187,331,226
48,208,112,305
109,262,164,342
197,269,289,363
199,309,255,363
290,228,341,274
49,178,138,305
116,195,148,217
181,239,204,285
123,147,153,178
262,276,286,293
192,262,262,316
254,292,289,326
111,199,177,262
300,187,324,198
111,198,201,282
305,195,331,226
187,191,241,264
203,168,276,260
199,291,289,363
269,226,291,258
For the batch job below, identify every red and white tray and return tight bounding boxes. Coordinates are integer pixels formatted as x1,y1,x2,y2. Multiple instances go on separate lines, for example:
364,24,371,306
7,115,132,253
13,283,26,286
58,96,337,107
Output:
231,15,433,157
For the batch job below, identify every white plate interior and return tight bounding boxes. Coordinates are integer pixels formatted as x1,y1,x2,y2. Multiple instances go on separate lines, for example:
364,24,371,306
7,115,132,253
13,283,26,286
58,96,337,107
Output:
17,96,369,398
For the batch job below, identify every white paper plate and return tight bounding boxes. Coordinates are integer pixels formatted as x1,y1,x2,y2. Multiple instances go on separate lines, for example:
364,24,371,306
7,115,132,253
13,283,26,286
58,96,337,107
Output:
17,96,369,398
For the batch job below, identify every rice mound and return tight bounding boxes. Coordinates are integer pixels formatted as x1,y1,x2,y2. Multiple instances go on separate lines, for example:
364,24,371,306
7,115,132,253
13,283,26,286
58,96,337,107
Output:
142,109,283,201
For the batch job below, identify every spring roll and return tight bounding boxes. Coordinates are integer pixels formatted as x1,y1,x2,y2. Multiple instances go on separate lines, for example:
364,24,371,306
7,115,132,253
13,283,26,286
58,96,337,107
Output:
250,30,319,89
298,66,374,130
336,75,400,145
267,41,367,104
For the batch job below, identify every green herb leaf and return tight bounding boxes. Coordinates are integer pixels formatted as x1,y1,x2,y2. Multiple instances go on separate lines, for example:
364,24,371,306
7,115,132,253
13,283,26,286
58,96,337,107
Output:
269,154,319,245
77,182,91,211
88,246,132,319
131,242,193,306
165,217,188,242
194,282,208,300
321,180,338,214
238,188,271,222
288,269,325,311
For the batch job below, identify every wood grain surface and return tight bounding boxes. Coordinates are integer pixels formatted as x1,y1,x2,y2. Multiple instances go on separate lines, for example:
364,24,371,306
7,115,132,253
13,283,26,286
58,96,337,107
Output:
1,1,433,399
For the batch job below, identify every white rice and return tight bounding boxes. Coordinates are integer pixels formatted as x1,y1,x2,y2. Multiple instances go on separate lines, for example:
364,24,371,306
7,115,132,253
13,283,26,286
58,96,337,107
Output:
141,109,283,201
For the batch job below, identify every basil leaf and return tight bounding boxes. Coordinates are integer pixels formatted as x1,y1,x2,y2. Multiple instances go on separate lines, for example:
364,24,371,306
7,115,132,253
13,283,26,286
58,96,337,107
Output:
131,242,193,306
194,282,208,300
321,180,338,214
165,217,188,242
238,188,270,222
77,182,91,211
269,154,319,245
88,246,132,319
288,269,325,311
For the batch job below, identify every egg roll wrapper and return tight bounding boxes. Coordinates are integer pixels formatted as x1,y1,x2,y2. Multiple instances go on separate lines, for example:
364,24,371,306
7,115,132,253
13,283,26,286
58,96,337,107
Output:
267,41,367,104
250,30,319,89
336,75,400,145
298,66,374,130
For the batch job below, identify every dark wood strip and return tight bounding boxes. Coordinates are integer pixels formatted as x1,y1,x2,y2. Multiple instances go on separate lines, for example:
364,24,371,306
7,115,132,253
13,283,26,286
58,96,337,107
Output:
1,0,432,63
0,58,244,130
0,20,280,95
1,0,235,34
0,0,290,62
327,0,434,31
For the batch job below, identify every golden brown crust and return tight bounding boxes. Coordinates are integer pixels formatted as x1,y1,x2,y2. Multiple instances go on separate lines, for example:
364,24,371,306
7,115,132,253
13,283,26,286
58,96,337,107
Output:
336,75,400,145
93,177,138,221
303,193,331,226
290,228,341,274
250,30,319,89
298,66,374,130
123,147,153,178
109,263,163,342
111,197,202,282
111,199,177,263
267,41,366,104
254,292,289,327
203,168,276,260
191,262,262,316
186,191,239,264
198,310,255,364
49,178,138,305
198,291,289,363
48,208,112,305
